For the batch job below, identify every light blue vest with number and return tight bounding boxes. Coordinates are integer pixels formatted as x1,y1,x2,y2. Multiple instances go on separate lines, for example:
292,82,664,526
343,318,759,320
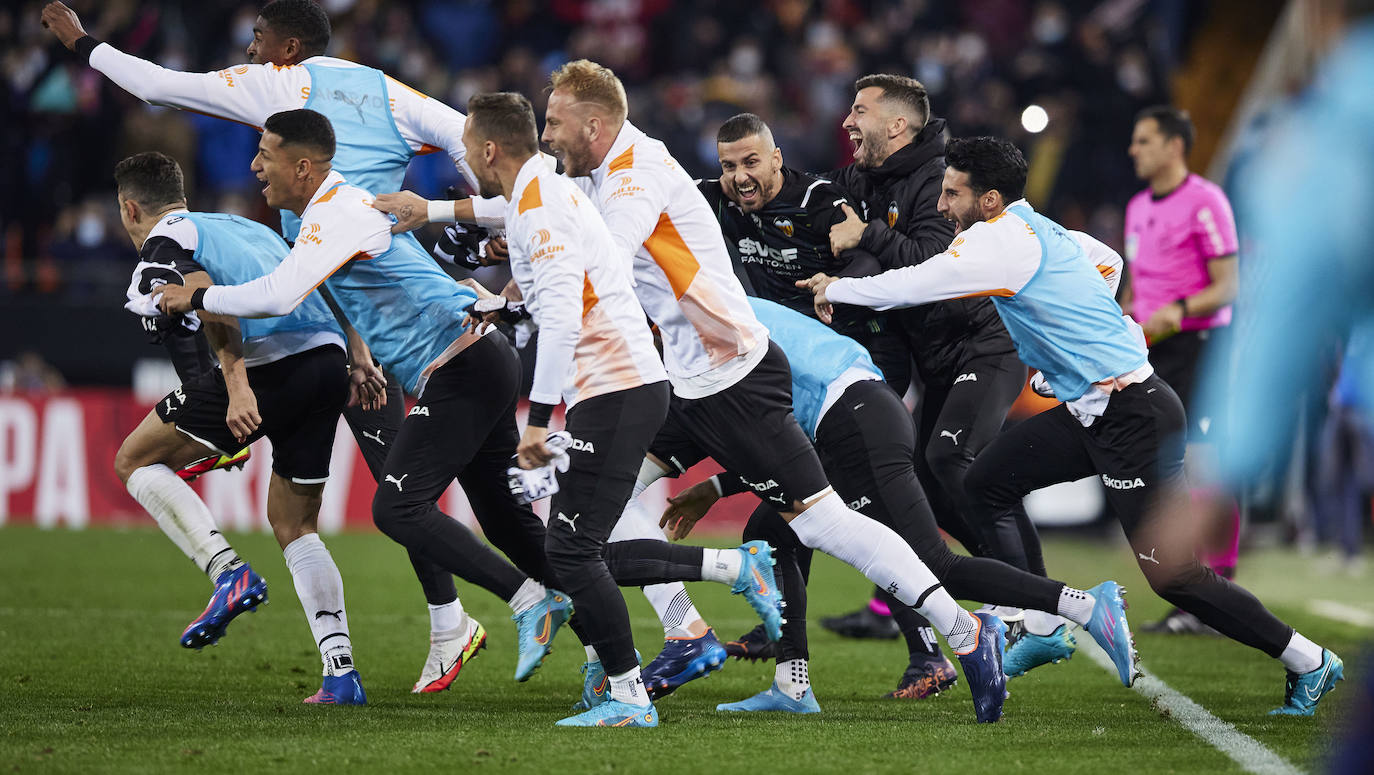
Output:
278,61,413,242
747,297,881,439
181,212,340,343
991,203,1147,401
315,184,478,395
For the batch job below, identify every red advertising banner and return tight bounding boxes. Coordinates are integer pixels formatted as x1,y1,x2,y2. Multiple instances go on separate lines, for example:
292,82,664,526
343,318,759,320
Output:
0,390,756,534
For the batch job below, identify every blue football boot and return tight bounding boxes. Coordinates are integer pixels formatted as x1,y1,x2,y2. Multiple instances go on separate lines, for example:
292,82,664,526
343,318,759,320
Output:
1270,649,1344,716
513,589,573,681
572,649,641,711
643,629,728,699
731,541,785,641
180,563,268,650
1003,623,1077,678
303,670,367,705
956,611,1008,723
556,700,659,727
716,682,821,713
1084,581,1140,687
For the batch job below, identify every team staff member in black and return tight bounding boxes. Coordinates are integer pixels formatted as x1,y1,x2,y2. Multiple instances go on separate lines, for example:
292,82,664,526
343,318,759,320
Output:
697,113,906,386
822,74,1027,686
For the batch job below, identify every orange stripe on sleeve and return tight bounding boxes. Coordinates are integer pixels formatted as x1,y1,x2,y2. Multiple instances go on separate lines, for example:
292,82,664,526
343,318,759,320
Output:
953,288,1014,299
582,274,599,317
643,213,700,299
518,178,542,214
608,146,635,173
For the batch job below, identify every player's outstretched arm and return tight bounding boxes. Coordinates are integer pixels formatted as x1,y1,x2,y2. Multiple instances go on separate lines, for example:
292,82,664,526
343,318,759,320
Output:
39,2,86,50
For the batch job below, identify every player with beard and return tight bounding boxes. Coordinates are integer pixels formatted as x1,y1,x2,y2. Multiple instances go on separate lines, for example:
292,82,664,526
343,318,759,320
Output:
802,136,1344,714
39,0,513,691
821,73,1027,695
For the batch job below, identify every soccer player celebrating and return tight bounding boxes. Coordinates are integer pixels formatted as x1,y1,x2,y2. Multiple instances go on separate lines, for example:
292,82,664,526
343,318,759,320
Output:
461,91,673,726
1124,106,1241,635
155,109,576,684
801,137,1342,714
39,0,511,688
111,151,374,704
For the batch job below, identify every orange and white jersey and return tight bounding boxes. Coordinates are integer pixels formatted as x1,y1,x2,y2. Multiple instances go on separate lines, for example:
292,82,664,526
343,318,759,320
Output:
507,156,667,408
575,122,769,399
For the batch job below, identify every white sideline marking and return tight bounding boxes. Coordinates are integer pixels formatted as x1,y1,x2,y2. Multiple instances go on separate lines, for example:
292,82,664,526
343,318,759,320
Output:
1080,636,1303,775
1309,600,1374,629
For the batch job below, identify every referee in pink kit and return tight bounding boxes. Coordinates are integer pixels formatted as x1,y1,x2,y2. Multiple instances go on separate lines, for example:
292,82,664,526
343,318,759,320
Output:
1123,106,1240,635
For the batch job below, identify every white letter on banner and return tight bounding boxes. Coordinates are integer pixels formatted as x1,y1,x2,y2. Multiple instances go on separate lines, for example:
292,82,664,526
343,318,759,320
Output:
0,398,38,523
34,399,89,528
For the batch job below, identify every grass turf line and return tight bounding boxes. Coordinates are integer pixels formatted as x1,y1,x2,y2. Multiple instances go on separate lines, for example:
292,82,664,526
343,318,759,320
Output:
0,527,1363,773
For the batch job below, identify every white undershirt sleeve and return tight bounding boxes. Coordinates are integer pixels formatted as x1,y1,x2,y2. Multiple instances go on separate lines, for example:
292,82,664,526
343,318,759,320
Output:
88,43,305,127
1069,230,1125,295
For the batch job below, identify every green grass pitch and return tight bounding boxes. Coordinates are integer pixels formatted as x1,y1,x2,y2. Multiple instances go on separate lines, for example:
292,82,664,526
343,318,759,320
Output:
1,526,1365,773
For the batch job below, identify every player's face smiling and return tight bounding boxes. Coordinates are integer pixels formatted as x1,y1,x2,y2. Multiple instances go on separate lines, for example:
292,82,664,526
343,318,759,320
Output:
246,18,290,65
937,167,982,234
542,90,595,177
717,134,783,213
251,132,296,211
844,87,891,168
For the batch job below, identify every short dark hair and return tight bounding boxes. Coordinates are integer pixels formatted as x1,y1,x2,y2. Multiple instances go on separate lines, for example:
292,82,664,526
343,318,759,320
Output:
259,0,331,58
717,113,772,145
465,92,539,156
1136,105,1195,156
113,152,186,209
944,136,1027,203
855,74,931,133
264,109,335,159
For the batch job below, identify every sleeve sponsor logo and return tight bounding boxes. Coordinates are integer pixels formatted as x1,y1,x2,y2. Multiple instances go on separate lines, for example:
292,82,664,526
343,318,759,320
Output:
886,201,899,227
298,223,324,246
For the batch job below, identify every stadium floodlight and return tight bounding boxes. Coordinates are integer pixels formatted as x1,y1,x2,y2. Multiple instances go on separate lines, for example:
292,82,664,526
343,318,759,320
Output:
1021,104,1049,134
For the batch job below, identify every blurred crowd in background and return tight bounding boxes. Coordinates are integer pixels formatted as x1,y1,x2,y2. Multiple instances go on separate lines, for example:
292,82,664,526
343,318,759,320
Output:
3,0,1199,302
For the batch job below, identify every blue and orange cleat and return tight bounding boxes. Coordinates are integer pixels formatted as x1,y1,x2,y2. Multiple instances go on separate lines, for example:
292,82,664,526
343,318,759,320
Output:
513,589,572,681
1084,581,1140,687
573,659,609,711
556,699,658,727
180,563,267,650
1270,649,1343,716
717,682,821,713
176,448,251,482
643,629,728,699
956,611,1008,723
732,541,785,641
304,670,367,705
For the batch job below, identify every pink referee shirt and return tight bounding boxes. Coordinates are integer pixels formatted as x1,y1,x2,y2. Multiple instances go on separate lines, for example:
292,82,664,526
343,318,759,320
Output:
1124,173,1238,331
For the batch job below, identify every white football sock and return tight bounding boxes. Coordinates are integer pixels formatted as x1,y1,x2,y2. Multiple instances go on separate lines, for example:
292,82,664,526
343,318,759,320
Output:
1023,609,1068,636
283,533,353,676
428,599,464,634
634,458,669,497
775,658,810,701
1280,631,1323,674
701,548,743,585
789,492,978,651
585,645,600,663
126,464,240,582
507,577,547,616
1056,586,1094,626
608,666,651,706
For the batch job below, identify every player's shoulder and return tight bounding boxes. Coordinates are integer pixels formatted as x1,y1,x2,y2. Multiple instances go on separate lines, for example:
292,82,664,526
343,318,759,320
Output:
146,212,199,249
1184,174,1233,207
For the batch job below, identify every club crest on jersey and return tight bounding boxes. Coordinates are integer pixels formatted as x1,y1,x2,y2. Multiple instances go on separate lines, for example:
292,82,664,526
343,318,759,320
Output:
887,201,899,228
773,217,794,237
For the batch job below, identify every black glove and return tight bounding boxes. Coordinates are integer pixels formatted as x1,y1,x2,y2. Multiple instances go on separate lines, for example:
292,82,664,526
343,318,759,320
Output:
433,223,491,271
134,263,197,343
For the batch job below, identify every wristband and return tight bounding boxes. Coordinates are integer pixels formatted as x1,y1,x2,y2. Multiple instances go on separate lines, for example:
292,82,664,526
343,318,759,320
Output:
74,35,102,60
527,401,555,428
1176,297,1189,318
428,199,458,224
708,475,724,498
190,287,208,311
715,473,749,497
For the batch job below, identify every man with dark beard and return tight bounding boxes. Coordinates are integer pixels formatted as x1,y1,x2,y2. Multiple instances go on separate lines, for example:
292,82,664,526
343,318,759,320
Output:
821,75,1027,700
